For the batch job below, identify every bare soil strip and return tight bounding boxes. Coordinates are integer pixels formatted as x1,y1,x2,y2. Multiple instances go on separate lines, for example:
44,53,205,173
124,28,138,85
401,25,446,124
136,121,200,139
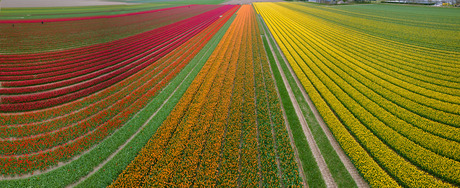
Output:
260,14,369,188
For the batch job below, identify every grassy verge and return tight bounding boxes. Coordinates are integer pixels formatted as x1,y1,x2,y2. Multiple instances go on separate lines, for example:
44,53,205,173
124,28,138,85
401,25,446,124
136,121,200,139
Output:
257,13,357,187
0,14,236,188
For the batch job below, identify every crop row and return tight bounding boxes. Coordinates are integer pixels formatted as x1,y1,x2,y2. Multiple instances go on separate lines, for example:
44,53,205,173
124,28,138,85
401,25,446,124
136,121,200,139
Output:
0,22,193,82
251,7,302,186
0,57,183,155
0,7,236,185
74,12,238,188
0,6,235,138
0,5,238,175
236,6,259,187
108,6,241,187
0,5,219,54
110,5,302,187
112,5,243,187
263,4,460,158
0,7,231,126
285,3,460,92
0,7,228,113
255,2,459,187
0,6,220,75
255,3,459,144
0,51,187,175
292,3,460,53
254,26,302,188
0,6,234,154
1,42,188,137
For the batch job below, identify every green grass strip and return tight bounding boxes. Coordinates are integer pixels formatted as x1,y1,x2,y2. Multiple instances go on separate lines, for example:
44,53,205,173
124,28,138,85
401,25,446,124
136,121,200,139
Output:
0,14,236,188
257,13,357,187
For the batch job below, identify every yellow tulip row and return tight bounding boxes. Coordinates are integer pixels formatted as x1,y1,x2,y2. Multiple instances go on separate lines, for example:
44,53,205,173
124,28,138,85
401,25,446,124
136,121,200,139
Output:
286,3,460,89
282,3,460,110
289,3,460,58
254,2,460,137
269,8,460,147
255,2,459,187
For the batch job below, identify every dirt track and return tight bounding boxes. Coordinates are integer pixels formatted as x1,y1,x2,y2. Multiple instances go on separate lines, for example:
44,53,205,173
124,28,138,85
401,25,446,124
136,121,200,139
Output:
222,0,283,5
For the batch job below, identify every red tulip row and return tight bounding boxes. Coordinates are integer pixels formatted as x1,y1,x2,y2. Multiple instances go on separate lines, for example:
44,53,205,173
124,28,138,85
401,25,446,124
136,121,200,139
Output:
0,5,235,154
110,5,303,186
0,6,223,125
0,5,238,175
1,13,214,89
109,5,241,187
0,5,218,55
0,7,230,112
0,57,179,155
0,6,220,76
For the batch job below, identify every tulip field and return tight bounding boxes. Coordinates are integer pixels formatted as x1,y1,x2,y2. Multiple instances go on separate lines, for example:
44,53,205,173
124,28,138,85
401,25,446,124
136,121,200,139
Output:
110,6,301,187
255,2,460,187
1,1,459,187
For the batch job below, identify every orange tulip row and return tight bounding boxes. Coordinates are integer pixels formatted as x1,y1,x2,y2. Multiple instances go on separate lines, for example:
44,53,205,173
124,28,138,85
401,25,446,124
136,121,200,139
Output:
108,5,241,187
0,6,238,174
236,5,259,187
110,5,303,187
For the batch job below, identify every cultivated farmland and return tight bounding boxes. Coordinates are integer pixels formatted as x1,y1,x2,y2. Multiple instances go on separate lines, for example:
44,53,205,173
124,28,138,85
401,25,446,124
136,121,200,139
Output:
255,2,460,187
0,1,459,187
110,5,301,187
